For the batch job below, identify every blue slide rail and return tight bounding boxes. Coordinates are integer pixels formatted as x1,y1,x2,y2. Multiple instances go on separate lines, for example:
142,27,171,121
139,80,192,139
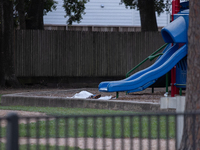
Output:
99,14,189,93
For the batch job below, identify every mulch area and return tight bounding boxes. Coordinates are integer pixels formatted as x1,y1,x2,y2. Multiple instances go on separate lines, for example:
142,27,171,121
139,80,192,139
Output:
0,86,185,103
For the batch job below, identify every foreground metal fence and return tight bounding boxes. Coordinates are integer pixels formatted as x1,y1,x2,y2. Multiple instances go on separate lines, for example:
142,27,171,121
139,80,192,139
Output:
0,112,199,150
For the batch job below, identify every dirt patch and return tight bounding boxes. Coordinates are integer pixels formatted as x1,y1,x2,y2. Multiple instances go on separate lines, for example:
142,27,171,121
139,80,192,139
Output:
1,137,175,150
1,87,185,103
0,87,60,95
0,110,48,127
17,87,185,103
0,110,46,117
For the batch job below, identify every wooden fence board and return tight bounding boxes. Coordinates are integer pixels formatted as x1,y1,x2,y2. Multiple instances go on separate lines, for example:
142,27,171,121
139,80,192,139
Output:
14,30,165,77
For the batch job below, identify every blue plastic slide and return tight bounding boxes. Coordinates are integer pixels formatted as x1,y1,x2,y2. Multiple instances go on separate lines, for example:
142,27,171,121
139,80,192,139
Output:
99,15,189,93
99,44,187,93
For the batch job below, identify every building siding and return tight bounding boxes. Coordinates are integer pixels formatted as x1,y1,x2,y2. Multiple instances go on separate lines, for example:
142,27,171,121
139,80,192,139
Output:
44,0,170,27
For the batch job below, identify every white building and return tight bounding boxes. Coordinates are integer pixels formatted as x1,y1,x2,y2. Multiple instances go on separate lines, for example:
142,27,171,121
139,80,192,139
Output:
44,0,171,31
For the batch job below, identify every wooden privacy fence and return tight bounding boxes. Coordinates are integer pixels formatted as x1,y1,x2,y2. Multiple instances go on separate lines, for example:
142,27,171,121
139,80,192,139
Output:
14,30,165,77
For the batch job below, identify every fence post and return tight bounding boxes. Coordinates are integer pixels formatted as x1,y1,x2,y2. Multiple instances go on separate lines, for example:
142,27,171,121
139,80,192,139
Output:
6,112,19,150
176,96,186,150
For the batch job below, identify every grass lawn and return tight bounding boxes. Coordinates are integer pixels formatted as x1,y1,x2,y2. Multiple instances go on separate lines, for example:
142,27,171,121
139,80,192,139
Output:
0,105,136,115
0,106,175,139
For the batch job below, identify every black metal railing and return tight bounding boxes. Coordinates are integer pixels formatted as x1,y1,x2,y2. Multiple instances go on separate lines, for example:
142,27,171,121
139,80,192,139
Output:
1,111,200,150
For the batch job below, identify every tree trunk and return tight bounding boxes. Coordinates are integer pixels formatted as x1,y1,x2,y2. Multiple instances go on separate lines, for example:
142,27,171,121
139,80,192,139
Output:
0,0,5,86
138,0,158,32
179,0,200,149
2,0,19,87
26,0,44,30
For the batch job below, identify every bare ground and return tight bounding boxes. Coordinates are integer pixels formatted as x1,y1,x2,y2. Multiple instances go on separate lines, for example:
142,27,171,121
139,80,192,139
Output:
0,137,175,150
1,87,179,103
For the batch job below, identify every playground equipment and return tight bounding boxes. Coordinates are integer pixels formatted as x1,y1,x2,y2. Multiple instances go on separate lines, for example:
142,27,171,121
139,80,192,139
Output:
98,0,189,97
170,0,189,97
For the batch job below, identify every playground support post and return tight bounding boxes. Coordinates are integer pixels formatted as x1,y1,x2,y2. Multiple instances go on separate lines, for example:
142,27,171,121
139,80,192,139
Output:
172,0,180,20
171,66,179,97
152,87,154,93
166,72,168,93
171,0,180,97
116,92,119,98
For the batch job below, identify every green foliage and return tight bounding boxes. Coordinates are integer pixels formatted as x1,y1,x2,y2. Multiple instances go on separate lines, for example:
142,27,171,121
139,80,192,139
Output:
63,0,89,25
14,0,90,26
17,0,57,16
44,0,58,15
122,0,170,16
13,0,57,27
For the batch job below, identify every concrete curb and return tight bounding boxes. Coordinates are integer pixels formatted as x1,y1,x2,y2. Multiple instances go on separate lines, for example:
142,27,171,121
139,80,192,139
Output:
1,90,165,112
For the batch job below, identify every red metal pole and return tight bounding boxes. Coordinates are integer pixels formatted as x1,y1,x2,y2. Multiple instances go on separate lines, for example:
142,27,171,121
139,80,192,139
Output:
171,67,179,97
172,0,175,21
175,0,180,14
171,0,180,97
172,0,180,22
